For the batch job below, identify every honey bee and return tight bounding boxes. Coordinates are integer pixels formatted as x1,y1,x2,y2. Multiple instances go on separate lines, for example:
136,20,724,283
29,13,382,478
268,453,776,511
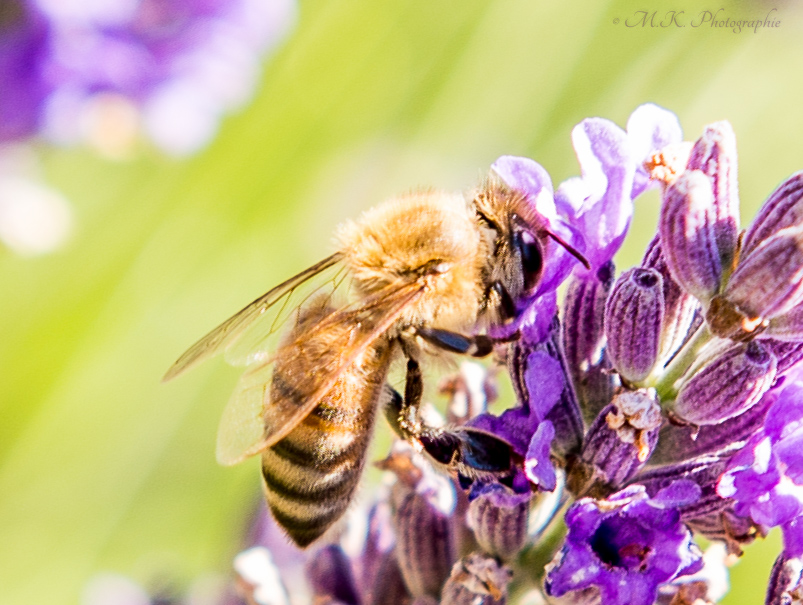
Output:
164,179,586,547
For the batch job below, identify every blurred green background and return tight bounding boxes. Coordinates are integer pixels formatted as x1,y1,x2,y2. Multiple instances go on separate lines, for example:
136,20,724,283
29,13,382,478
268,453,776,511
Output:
2,0,801,603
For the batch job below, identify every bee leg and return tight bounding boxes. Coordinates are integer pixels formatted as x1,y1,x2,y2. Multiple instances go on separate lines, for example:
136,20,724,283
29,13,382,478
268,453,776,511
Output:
382,357,424,441
382,358,514,475
416,327,519,357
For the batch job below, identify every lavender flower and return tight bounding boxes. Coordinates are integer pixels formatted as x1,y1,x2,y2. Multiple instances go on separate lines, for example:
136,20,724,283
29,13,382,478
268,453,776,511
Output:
717,376,803,535
544,484,703,605
174,105,803,605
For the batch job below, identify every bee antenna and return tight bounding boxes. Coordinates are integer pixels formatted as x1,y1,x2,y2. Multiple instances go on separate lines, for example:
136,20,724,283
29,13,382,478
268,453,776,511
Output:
544,230,590,270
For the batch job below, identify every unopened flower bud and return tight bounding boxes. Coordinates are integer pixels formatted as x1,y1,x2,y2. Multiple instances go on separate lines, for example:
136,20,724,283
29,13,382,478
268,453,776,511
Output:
637,454,732,520
641,235,702,365
393,468,456,598
674,340,777,425
766,303,803,341
580,390,662,489
466,484,530,560
725,225,803,320
652,390,774,463
440,553,511,605
741,171,803,259
368,551,410,605
764,339,803,374
660,170,727,302
605,267,665,382
686,121,740,274
686,507,767,557
307,545,360,605
562,263,617,420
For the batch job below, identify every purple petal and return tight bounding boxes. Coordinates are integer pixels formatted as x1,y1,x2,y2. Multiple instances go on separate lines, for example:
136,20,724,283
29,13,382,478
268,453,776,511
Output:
522,350,565,421
524,421,556,491
783,517,803,557
492,155,554,207
556,117,635,269
627,103,684,198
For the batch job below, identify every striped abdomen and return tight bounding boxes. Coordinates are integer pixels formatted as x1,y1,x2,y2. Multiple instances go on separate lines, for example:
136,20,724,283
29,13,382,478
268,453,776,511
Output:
262,338,393,547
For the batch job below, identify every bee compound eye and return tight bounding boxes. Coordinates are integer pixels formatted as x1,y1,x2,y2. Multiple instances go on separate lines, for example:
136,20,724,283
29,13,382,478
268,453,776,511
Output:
517,230,544,293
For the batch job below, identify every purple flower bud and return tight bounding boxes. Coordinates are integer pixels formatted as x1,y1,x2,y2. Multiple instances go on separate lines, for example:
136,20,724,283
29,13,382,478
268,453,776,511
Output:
743,171,803,259
765,553,803,605
767,303,803,342
307,545,360,605
544,484,703,605
686,507,767,557
393,473,456,598
361,501,396,597
674,340,777,425
686,121,740,273
641,235,702,366
767,559,802,605
440,553,511,605
466,484,530,560
765,339,803,375
725,226,803,320
636,454,732,520
652,390,774,464
578,391,662,491
368,551,410,605
562,262,618,420
659,170,725,302
605,268,665,382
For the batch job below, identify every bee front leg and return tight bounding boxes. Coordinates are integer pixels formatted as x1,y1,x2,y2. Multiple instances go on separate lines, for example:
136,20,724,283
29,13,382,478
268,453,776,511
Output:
382,357,424,441
415,326,519,357
382,357,514,475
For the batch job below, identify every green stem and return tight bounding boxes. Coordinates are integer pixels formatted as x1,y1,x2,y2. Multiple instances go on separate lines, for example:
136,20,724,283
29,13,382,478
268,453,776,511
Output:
513,500,569,590
651,322,712,400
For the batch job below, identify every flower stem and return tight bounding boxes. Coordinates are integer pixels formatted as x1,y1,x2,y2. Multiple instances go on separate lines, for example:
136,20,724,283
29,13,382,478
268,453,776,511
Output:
650,322,712,401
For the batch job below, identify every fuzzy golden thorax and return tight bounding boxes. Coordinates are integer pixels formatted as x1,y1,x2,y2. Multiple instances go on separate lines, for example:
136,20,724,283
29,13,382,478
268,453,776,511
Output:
335,190,490,332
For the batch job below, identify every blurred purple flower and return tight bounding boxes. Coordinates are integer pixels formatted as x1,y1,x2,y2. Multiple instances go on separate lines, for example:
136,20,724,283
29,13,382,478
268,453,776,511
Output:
0,0,295,155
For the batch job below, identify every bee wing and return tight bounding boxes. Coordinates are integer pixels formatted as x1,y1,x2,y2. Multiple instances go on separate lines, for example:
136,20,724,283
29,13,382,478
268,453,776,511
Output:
215,281,426,465
163,253,344,381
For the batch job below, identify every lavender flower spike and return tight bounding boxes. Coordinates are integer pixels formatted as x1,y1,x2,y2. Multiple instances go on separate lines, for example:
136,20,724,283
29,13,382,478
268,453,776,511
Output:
544,483,703,605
